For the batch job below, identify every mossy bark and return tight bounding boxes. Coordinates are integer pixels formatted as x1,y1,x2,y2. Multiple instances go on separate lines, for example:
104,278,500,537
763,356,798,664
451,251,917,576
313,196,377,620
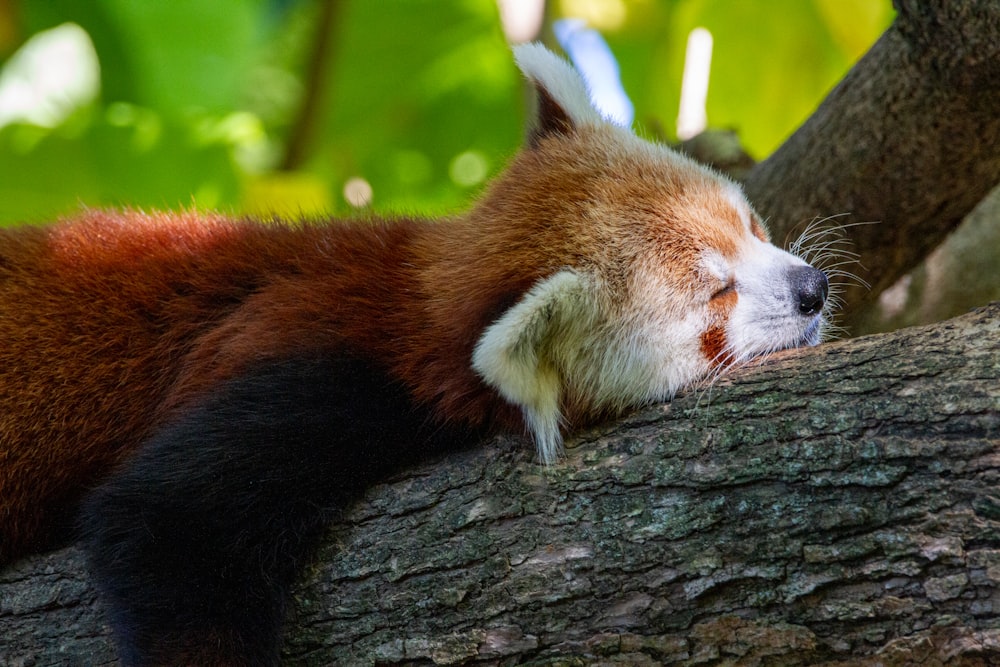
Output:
4,303,998,666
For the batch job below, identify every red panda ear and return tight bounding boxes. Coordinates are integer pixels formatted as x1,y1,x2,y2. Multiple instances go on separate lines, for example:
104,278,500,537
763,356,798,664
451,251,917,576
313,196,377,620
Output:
513,43,603,147
528,83,575,146
472,269,599,464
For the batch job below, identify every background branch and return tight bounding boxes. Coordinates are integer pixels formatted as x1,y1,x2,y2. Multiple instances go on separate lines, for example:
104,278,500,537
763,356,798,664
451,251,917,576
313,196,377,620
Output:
743,0,1000,332
279,0,342,172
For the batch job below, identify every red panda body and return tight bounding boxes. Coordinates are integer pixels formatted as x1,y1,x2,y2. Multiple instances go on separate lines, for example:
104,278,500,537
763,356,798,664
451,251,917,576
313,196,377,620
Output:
0,45,829,666
0,211,522,563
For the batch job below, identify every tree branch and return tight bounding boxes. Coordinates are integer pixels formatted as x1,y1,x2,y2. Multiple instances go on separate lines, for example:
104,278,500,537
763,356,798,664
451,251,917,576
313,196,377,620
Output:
279,0,342,172
743,0,1000,331
4,302,998,665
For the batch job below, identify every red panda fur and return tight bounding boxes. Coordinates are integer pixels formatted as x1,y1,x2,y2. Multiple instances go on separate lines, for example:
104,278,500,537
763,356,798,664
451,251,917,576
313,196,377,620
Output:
0,44,828,666
0,209,533,562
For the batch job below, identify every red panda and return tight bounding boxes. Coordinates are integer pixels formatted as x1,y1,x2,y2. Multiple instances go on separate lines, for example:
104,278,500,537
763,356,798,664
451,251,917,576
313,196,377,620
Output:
0,44,828,666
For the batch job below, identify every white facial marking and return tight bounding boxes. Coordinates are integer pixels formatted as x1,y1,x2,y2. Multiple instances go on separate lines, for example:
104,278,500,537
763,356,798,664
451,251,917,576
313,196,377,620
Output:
727,237,821,357
725,186,753,232
701,250,732,287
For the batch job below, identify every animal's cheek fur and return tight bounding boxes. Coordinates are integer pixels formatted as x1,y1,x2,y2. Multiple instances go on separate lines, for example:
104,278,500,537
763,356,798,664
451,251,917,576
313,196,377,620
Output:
700,289,738,367
566,281,710,413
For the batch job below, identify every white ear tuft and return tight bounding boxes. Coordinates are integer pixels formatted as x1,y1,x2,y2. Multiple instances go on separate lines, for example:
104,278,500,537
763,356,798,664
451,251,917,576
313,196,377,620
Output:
472,270,598,464
513,43,603,144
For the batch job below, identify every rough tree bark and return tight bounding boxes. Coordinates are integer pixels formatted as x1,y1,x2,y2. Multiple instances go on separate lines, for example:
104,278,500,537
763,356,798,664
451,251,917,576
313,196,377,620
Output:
2,302,998,666
742,0,1000,332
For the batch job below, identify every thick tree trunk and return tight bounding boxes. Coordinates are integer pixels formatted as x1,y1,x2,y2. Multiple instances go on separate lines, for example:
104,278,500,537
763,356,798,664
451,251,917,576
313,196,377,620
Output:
742,0,1000,332
4,302,998,666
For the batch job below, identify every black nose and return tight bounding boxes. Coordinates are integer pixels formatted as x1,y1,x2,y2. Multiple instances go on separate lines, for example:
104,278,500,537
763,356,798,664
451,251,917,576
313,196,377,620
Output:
788,265,829,316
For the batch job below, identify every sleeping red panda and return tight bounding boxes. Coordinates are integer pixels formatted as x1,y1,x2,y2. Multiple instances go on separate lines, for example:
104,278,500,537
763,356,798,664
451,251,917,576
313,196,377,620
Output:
0,44,828,665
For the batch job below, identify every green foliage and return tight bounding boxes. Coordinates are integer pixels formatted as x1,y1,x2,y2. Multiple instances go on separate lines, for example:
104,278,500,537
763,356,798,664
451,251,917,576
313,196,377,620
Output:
315,1,522,214
0,0,892,226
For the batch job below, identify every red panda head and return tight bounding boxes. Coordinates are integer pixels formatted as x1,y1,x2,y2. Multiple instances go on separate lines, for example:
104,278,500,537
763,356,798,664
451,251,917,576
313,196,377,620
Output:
467,44,828,463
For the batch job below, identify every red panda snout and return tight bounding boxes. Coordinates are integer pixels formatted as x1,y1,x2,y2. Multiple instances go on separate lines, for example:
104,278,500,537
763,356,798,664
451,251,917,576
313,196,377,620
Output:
790,265,830,316
713,237,829,364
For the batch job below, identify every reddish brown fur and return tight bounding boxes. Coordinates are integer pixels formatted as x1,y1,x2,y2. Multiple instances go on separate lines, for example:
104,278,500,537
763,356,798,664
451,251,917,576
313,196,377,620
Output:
0,208,528,564
0,122,751,566
701,288,739,366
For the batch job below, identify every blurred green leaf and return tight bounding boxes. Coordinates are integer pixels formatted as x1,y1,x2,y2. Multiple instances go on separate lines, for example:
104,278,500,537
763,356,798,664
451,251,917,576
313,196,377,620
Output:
0,0,893,225
315,1,522,214
0,113,239,222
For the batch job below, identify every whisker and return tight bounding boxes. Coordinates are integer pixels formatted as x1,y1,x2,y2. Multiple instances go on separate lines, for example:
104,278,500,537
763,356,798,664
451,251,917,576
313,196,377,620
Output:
785,215,877,339
689,217,875,409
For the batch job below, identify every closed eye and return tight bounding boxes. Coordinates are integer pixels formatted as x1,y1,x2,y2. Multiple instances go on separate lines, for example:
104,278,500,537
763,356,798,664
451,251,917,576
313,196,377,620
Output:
711,281,736,301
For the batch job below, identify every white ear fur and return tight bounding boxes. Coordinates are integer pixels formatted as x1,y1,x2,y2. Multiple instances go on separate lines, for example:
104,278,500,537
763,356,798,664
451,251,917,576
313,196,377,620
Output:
512,43,603,133
472,270,598,464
